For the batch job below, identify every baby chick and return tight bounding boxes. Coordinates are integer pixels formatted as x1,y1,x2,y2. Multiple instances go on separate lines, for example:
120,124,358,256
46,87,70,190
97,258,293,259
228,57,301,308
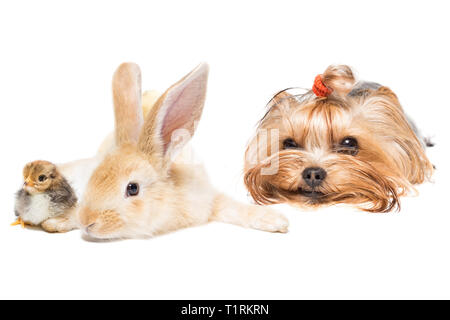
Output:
12,160,77,228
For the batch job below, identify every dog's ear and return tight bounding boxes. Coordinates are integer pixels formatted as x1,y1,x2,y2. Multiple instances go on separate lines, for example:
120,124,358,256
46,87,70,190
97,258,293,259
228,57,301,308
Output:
373,86,402,107
112,63,143,146
244,130,290,206
244,164,280,205
358,90,434,184
271,90,294,104
138,63,209,168
260,90,299,124
267,90,296,109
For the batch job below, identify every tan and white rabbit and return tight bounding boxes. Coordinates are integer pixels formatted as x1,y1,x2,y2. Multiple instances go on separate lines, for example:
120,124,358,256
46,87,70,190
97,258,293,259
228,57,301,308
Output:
46,62,288,239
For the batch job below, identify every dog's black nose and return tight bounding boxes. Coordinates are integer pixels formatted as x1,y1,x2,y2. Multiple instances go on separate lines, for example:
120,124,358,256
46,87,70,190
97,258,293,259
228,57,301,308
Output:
302,167,327,187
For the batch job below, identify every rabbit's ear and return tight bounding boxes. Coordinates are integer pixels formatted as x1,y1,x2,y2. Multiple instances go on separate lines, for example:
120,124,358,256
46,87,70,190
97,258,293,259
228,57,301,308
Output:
138,63,209,167
112,62,143,146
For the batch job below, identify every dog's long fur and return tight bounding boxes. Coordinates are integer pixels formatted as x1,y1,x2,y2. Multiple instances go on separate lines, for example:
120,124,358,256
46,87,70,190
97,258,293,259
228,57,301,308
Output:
244,65,433,212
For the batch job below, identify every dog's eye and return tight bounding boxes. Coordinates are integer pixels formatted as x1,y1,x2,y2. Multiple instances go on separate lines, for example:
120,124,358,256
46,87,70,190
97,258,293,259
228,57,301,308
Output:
337,137,359,155
282,138,299,149
126,182,139,197
340,137,358,148
38,175,47,182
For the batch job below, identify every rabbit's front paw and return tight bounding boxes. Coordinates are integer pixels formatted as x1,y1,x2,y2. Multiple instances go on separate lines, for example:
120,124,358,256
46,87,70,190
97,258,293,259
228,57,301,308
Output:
41,214,77,233
249,207,289,233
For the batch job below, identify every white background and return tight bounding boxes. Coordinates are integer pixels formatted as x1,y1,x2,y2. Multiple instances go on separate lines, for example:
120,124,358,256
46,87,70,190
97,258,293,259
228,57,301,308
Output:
0,0,449,299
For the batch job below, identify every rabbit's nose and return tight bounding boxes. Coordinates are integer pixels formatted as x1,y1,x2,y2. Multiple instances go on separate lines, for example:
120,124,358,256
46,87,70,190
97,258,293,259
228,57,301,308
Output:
85,223,96,234
78,207,99,227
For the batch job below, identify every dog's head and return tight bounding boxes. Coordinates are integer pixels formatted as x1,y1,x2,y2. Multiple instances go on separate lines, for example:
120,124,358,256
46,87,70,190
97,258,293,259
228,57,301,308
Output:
244,65,433,212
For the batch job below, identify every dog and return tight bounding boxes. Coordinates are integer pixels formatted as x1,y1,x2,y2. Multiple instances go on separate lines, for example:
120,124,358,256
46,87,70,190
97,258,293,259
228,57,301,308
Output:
244,65,433,212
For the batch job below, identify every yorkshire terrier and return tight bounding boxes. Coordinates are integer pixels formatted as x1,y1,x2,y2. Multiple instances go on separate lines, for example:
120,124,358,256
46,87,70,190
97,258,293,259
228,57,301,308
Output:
244,65,433,212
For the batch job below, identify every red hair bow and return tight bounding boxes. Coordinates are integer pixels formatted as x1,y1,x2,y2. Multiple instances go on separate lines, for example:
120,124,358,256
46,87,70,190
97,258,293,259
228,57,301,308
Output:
312,74,332,97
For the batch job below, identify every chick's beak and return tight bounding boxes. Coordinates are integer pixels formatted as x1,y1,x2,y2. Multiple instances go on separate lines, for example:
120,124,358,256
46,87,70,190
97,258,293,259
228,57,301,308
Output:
23,179,33,188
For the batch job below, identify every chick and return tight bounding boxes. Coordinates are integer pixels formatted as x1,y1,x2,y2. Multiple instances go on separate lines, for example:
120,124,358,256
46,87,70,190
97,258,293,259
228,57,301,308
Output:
12,160,77,228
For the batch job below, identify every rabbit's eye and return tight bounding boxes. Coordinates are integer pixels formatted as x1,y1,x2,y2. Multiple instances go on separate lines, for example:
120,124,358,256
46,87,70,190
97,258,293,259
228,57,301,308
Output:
126,183,139,197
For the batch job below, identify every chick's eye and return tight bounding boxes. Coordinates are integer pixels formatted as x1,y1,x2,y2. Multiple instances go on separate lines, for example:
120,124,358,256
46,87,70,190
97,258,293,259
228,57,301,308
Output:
126,183,139,197
282,138,299,149
38,175,47,182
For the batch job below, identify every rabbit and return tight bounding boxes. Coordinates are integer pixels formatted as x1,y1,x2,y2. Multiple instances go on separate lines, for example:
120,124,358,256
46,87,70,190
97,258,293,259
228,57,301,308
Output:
46,62,289,239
